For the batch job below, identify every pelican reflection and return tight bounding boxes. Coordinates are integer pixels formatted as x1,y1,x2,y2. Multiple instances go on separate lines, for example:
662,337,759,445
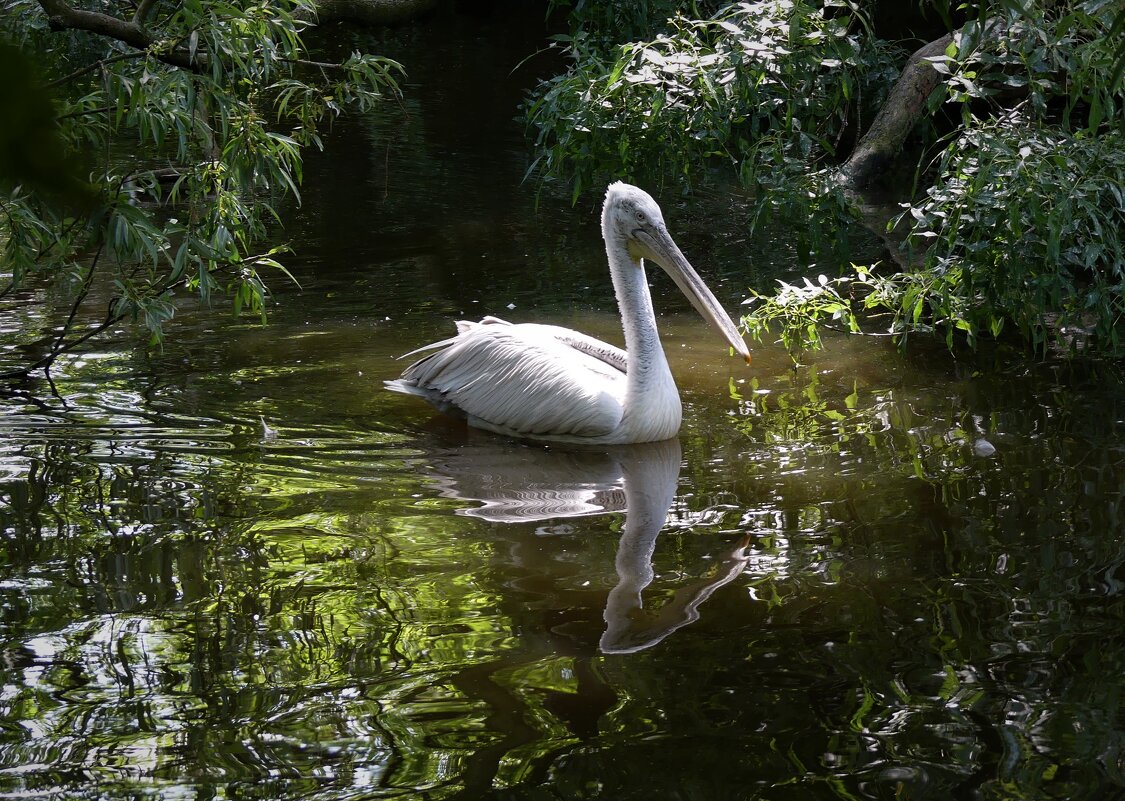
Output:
415,435,751,653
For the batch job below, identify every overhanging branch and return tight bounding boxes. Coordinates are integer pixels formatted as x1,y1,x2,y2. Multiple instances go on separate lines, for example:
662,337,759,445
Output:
36,0,204,72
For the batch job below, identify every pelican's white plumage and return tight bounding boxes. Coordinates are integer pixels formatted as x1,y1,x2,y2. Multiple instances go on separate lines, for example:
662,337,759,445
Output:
386,182,751,444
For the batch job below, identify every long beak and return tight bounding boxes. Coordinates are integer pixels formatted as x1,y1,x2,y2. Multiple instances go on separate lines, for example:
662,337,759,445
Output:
636,227,752,365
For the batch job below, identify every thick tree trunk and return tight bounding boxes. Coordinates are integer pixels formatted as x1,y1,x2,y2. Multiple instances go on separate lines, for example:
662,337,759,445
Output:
840,16,1015,187
838,33,953,187
309,0,439,25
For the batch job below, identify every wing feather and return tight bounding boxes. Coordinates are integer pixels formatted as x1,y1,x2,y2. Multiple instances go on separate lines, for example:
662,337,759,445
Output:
515,324,628,372
389,324,626,438
450,318,627,371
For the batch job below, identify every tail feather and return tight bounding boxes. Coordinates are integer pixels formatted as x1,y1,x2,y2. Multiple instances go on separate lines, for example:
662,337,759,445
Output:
384,378,429,398
384,378,466,419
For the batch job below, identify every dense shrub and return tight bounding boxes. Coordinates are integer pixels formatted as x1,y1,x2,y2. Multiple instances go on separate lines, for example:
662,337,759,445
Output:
902,120,1125,350
527,0,902,198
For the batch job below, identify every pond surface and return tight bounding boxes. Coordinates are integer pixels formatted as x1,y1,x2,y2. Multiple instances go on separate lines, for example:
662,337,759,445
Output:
3,8,1125,801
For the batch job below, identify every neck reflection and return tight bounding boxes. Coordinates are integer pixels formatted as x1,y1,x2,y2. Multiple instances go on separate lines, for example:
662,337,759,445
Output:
415,431,750,654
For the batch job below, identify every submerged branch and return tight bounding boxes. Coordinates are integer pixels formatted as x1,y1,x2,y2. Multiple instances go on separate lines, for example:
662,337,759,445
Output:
0,241,113,380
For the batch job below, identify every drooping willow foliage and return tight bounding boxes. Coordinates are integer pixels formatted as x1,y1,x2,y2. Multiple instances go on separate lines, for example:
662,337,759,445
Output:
0,0,403,375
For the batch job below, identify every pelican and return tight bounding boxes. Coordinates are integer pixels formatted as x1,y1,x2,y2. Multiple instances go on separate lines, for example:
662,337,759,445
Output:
386,182,751,443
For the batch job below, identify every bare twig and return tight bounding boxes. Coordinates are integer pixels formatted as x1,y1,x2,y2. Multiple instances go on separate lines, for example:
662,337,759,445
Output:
0,242,108,380
44,51,146,90
284,57,345,71
53,244,105,354
56,104,115,120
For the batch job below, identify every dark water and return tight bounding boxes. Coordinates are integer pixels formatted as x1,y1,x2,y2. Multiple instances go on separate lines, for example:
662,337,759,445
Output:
3,8,1125,801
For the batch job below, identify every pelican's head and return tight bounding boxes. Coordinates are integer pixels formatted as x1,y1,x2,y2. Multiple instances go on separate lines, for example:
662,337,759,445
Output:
602,182,752,364
601,182,669,246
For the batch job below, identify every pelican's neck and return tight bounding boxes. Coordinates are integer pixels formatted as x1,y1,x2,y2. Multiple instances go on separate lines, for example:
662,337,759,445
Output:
604,226,678,420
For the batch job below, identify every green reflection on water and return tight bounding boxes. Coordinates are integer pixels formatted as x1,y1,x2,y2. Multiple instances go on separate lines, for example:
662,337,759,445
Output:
3,336,1124,800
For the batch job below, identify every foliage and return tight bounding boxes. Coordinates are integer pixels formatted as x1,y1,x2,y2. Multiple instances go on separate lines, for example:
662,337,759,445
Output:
899,121,1125,351
864,0,1125,353
526,0,902,199
741,271,859,362
928,0,1121,132
744,0,1125,359
0,0,403,376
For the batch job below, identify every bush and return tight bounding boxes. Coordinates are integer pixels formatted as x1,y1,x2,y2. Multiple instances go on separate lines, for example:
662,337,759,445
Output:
526,0,902,198
743,0,1125,359
744,121,1125,359
901,119,1125,351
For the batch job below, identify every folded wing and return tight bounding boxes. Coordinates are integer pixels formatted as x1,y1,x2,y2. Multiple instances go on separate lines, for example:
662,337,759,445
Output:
386,320,627,438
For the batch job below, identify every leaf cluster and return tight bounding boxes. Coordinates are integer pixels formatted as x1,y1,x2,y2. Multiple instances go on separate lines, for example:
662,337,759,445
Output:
741,271,859,362
925,0,1121,131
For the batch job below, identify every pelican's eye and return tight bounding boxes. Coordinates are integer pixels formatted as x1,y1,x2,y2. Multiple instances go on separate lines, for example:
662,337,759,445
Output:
635,210,647,224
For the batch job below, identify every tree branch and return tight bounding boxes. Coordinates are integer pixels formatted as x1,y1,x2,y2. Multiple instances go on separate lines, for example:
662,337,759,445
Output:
36,0,203,72
57,104,115,120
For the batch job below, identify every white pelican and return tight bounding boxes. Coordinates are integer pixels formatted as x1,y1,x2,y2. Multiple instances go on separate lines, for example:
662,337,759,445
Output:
386,182,751,443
